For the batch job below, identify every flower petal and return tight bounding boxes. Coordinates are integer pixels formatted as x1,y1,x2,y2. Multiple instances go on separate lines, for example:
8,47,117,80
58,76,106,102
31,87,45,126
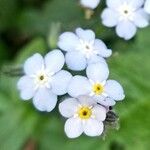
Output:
65,118,83,138
127,0,144,9
76,28,95,42
65,51,87,71
51,70,72,95
80,0,100,9
45,50,65,73
104,80,125,101
83,119,104,136
24,53,44,75
17,76,35,100
77,95,97,106
33,88,57,112
94,39,112,57
144,0,150,14
93,94,106,102
116,21,137,40
59,98,79,118
87,55,107,65
98,97,116,106
68,76,91,98
101,8,118,27
106,0,122,9
86,62,109,82
92,105,106,121
58,32,79,52
133,9,149,28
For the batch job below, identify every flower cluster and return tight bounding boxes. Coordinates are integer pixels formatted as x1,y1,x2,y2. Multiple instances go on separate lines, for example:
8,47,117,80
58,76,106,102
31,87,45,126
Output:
17,28,125,138
79,0,150,40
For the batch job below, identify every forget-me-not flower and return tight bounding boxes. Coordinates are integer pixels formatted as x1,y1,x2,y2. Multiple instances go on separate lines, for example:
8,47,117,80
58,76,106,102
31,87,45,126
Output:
101,0,149,40
58,28,112,71
59,95,106,138
17,50,72,112
68,62,125,106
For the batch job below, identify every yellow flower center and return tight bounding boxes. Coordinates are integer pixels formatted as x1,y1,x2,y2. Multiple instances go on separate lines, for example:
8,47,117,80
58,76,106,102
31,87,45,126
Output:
78,107,92,119
92,83,104,95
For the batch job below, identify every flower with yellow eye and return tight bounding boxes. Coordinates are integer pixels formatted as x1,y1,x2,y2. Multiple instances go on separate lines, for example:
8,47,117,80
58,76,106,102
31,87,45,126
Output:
101,0,149,40
59,96,106,138
17,50,72,112
68,62,125,106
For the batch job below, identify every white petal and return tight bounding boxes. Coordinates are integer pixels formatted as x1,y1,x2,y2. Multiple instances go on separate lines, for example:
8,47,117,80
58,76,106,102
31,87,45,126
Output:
17,76,35,100
80,0,100,9
87,55,107,65
133,9,149,28
86,62,109,82
101,8,118,27
93,94,106,102
65,118,83,138
65,51,87,71
77,95,97,106
24,53,44,75
127,0,144,9
51,70,72,95
58,32,79,52
98,97,116,106
83,119,104,136
45,50,65,73
33,88,57,112
59,98,79,118
104,80,125,101
92,105,106,121
106,0,122,9
94,39,112,57
68,76,91,98
144,0,150,13
75,28,95,42
116,21,137,40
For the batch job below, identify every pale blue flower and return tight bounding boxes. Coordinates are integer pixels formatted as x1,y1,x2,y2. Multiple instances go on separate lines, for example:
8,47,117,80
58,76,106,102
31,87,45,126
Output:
67,62,125,106
101,0,149,40
58,28,112,71
59,96,106,138
17,50,72,112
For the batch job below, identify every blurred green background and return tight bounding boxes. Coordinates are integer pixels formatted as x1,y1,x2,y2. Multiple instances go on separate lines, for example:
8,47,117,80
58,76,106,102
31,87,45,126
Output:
0,0,150,150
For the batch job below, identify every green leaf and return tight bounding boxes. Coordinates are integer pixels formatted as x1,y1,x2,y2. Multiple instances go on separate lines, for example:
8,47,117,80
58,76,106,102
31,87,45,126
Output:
0,105,40,150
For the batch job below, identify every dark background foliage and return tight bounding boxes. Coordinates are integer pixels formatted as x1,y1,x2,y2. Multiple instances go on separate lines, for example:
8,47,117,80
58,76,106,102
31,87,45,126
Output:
0,0,150,150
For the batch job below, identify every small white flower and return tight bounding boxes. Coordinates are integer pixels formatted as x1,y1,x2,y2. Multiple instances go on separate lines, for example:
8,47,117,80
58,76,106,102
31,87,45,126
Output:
59,96,106,138
80,0,100,9
58,28,112,71
68,62,125,106
101,0,149,40
144,0,150,13
17,50,72,112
